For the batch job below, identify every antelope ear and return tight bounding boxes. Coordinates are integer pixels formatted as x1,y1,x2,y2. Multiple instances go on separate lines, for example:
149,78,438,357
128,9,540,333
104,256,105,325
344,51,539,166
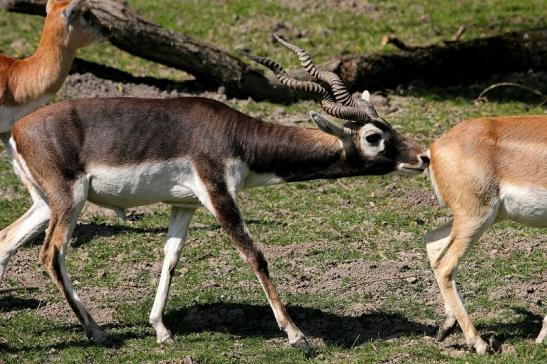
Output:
46,0,55,14
309,112,352,139
63,0,87,21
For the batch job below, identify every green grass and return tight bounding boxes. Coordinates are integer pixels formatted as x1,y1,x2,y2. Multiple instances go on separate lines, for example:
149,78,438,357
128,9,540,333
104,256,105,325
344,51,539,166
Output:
1,0,545,78
1,1,546,363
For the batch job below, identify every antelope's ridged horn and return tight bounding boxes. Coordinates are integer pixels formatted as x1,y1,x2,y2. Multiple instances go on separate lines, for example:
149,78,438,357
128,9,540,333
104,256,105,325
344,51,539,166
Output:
273,34,355,107
321,100,373,123
356,98,379,118
244,52,332,101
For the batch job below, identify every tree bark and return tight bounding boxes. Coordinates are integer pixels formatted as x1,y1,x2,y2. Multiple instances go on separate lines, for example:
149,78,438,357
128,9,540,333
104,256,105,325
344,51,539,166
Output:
1,0,546,101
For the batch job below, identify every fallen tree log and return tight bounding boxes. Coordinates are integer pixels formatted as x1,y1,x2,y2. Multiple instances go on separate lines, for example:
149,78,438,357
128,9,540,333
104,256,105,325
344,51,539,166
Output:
0,0,287,100
330,29,547,91
1,0,546,101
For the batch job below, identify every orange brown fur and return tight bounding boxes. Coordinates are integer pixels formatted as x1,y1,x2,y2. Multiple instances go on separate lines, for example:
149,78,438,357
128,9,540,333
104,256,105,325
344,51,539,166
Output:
0,0,100,106
426,115,547,354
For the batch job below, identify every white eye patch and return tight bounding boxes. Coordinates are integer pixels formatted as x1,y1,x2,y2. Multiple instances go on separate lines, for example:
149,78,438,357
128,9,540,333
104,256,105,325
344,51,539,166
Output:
359,124,386,157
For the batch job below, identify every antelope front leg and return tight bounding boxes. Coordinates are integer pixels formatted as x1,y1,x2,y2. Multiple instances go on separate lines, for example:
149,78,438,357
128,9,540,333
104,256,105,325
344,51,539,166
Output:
202,182,309,348
149,207,195,344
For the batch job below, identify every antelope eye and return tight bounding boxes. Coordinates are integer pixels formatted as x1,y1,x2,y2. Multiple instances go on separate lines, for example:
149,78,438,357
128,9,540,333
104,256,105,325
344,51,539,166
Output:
365,133,382,144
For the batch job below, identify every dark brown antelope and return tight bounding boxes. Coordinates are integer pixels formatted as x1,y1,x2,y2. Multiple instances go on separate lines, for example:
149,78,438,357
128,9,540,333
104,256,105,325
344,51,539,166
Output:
5,37,428,346
0,0,109,282
425,116,547,354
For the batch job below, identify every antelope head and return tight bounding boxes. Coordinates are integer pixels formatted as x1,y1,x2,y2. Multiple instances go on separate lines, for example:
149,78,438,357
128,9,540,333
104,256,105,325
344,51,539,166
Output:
45,0,110,50
246,34,429,176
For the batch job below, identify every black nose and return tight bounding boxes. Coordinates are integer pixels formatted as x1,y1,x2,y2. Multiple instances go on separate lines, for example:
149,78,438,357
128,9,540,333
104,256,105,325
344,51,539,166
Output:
420,155,430,166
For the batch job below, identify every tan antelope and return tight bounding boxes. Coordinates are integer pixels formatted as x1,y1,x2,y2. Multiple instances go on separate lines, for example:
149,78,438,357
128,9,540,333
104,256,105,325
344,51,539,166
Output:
0,0,108,140
4,37,428,346
425,115,547,354
0,0,108,277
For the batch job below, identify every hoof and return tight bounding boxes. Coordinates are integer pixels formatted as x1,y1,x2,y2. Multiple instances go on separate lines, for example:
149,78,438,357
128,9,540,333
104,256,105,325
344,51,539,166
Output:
88,329,112,347
154,325,175,344
436,318,457,342
290,336,312,350
157,335,175,345
469,337,490,355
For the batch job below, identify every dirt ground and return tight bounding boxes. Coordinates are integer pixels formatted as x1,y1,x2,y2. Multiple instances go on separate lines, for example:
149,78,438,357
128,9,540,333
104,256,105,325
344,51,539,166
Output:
1,72,546,362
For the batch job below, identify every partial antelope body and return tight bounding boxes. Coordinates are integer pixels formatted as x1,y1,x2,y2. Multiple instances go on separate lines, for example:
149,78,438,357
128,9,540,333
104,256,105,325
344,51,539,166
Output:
0,0,109,281
425,115,547,354
4,37,428,346
0,0,108,136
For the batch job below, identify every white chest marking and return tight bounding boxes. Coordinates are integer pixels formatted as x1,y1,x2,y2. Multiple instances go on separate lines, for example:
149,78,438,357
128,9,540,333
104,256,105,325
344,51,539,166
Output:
0,95,51,134
499,184,547,227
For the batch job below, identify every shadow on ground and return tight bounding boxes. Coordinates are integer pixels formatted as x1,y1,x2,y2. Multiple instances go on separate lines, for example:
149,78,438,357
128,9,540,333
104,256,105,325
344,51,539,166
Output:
403,70,547,104
1,302,543,354
0,296,42,312
164,302,436,348
478,307,545,342
20,218,281,248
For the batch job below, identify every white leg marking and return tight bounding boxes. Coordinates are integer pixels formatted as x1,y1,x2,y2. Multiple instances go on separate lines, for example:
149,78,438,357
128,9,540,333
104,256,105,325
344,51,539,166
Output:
0,199,50,282
1,140,50,283
536,315,547,344
149,207,194,343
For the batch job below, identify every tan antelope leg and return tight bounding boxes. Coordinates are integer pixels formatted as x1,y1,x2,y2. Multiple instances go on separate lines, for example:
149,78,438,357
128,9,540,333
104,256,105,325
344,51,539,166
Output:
426,215,494,354
39,177,109,344
149,207,195,343
537,316,547,345
198,177,308,348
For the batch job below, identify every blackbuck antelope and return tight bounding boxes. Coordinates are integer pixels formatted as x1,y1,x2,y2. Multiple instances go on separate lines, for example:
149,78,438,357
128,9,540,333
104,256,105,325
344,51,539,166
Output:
0,0,109,277
425,116,547,354
5,37,428,346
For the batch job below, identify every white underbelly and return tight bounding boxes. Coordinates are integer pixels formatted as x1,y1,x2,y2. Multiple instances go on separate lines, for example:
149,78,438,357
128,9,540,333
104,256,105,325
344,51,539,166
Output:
499,184,547,227
0,96,51,133
86,159,284,210
87,160,201,209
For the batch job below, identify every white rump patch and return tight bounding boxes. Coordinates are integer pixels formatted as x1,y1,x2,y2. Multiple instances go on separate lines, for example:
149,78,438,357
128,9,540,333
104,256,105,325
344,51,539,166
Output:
499,184,547,227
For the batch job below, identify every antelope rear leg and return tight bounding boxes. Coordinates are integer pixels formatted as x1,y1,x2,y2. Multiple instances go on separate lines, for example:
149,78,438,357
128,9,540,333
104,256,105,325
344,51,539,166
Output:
0,199,50,283
426,217,491,354
0,167,50,283
425,221,458,341
40,177,109,345
149,207,195,344
536,316,547,345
